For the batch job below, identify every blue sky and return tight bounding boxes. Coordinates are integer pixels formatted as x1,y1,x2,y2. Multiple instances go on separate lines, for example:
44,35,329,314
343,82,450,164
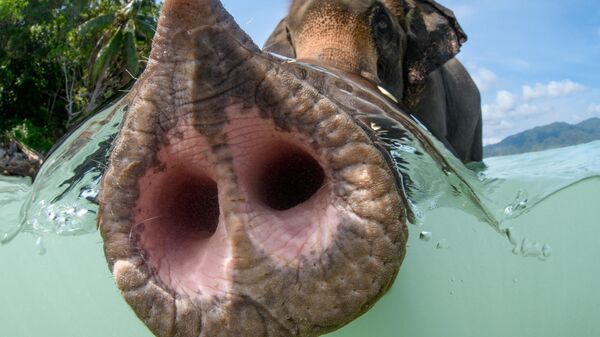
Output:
222,0,600,144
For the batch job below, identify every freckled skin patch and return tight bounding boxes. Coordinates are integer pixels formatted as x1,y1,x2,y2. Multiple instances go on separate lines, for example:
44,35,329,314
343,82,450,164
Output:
98,0,408,336
290,1,380,82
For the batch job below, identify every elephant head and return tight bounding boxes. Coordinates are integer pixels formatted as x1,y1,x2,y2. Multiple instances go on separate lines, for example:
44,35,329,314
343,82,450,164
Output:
98,0,413,336
264,0,467,106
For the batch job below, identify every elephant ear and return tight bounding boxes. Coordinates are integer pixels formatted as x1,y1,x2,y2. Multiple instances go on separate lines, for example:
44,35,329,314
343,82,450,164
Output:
263,18,296,58
397,0,467,84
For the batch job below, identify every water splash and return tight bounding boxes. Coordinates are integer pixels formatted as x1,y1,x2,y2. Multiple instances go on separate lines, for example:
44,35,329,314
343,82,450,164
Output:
355,96,600,259
0,97,126,245
1,61,599,261
419,231,432,242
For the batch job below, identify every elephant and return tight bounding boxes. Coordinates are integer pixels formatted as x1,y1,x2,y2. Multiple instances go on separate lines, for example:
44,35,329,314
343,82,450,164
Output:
263,0,483,163
97,0,477,336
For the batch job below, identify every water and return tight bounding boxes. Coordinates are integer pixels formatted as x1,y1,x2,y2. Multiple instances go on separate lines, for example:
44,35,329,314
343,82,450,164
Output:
1,147,599,336
1,79,600,335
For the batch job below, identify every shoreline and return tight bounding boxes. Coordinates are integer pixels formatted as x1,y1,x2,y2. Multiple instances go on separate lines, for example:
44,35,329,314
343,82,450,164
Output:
0,140,42,178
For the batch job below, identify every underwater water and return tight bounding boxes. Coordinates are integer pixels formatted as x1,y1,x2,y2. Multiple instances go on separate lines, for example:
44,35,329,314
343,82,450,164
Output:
1,143,599,336
1,81,599,336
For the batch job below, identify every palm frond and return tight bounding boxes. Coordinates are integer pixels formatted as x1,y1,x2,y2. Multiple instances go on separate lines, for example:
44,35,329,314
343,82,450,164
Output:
79,13,115,38
123,29,139,76
92,28,124,83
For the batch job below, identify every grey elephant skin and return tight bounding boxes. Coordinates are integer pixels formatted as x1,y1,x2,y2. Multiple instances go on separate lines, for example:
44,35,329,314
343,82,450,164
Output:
264,0,483,163
98,0,412,336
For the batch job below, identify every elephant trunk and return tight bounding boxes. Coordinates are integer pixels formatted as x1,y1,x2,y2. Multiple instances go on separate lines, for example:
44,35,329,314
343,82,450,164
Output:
99,0,406,336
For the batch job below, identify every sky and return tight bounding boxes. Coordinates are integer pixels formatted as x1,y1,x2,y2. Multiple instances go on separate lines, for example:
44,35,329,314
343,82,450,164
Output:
222,0,600,145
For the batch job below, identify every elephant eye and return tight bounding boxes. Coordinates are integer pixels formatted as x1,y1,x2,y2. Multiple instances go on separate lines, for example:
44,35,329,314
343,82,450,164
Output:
375,15,389,32
371,7,394,46
285,26,294,46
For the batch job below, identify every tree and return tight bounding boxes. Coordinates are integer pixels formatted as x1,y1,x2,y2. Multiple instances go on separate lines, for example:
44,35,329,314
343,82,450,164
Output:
79,0,159,117
0,0,160,153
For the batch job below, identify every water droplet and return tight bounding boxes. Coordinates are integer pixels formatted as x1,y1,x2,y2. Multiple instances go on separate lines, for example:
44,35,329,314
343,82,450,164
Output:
36,236,46,255
419,231,432,242
504,190,528,216
520,238,551,259
505,227,522,255
541,244,552,259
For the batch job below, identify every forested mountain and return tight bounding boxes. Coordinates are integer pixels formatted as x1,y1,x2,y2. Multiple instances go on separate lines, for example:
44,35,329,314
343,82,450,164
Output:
484,118,600,157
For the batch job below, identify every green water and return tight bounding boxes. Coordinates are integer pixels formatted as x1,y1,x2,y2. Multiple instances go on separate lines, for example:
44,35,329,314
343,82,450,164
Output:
1,176,598,336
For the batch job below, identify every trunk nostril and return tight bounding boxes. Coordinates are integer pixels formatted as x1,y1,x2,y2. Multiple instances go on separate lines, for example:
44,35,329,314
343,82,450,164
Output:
257,144,325,211
138,171,220,256
163,176,220,236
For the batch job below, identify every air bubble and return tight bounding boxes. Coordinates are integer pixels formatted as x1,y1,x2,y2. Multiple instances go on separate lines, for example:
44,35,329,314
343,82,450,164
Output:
436,238,448,249
419,231,432,242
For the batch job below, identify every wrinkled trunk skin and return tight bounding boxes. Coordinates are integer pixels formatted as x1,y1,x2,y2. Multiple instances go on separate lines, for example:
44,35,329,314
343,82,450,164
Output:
98,0,408,336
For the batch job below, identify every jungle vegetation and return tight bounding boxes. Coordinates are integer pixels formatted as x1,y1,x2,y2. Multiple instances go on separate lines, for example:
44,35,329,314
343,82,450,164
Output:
0,0,160,153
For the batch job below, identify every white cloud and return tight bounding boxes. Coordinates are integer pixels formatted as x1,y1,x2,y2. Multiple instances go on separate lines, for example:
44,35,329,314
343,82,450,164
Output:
481,79,596,143
471,67,497,93
496,90,517,111
483,137,502,146
522,80,585,101
482,90,516,123
589,104,600,113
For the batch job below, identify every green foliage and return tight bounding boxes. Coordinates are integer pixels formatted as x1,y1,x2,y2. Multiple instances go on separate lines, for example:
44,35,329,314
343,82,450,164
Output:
0,0,160,154
8,119,55,153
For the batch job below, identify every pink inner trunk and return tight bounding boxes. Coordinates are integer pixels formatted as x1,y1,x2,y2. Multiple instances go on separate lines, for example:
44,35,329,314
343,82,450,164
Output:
134,107,340,297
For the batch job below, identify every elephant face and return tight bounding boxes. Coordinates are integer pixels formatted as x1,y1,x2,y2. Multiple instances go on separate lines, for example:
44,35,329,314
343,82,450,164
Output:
264,0,467,102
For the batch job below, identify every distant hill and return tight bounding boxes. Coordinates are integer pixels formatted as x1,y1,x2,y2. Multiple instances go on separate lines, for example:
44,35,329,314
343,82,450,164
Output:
484,117,600,157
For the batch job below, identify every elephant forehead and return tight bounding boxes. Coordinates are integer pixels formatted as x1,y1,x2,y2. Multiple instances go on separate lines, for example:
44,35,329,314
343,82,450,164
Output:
292,0,400,19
